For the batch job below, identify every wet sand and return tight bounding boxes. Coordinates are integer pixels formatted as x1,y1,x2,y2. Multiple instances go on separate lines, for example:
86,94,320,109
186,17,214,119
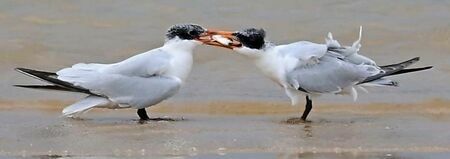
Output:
1,0,450,158
1,100,450,158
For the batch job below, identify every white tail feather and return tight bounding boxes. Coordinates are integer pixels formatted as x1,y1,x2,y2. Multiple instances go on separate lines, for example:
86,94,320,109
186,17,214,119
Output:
326,26,377,66
338,86,359,101
62,96,111,117
351,26,363,51
285,88,303,106
350,87,358,101
326,32,341,48
356,85,369,93
360,78,398,87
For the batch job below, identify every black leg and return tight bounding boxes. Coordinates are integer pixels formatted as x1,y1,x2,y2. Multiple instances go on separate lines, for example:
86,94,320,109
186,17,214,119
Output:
137,108,177,122
137,108,150,121
301,96,312,120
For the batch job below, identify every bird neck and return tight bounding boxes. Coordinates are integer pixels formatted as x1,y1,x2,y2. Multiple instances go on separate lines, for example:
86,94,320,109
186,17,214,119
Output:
233,46,267,59
163,37,200,52
161,38,198,83
252,47,288,87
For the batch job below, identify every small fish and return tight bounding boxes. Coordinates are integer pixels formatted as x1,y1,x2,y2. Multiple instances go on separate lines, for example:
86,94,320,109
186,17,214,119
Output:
212,35,232,46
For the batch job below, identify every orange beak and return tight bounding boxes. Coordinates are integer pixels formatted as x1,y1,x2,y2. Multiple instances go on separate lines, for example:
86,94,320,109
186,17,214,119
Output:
196,29,242,49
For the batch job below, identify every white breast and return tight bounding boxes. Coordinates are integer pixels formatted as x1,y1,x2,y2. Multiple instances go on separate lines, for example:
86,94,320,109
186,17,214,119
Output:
166,50,193,82
254,51,287,87
161,39,197,82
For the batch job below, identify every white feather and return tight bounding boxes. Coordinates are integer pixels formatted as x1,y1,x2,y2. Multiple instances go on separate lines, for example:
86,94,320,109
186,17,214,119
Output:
356,85,369,93
284,88,303,106
62,96,112,117
360,78,398,87
326,32,341,48
351,26,363,51
350,86,358,101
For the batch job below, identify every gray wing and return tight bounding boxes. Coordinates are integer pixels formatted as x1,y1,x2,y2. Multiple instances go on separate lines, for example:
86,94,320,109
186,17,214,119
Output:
66,49,171,77
286,55,380,94
277,41,328,62
56,48,180,108
58,71,181,109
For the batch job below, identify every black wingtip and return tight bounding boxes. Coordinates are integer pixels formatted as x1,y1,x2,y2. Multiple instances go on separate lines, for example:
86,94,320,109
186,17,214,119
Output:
387,66,433,76
409,66,433,71
379,57,422,70
15,67,31,71
13,84,44,88
409,57,420,64
392,81,399,87
15,67,28,73
15,67,38,75
15,67,57,76
13,84,25,88
13,84,75,92
15,68,96,95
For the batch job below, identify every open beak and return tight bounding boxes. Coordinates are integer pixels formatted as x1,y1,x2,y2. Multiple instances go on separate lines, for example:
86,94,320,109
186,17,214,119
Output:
196,29,242,49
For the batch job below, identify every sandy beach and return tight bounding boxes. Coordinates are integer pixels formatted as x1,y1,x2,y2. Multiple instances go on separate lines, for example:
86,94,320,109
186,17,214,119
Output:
1,100,450,158
1,0,450,158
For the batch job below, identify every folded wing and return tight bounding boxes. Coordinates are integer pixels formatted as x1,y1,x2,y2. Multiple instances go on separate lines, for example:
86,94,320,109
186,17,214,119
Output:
286,55,380,94
277,41,328,65
57,71,180,109
56,49,180,108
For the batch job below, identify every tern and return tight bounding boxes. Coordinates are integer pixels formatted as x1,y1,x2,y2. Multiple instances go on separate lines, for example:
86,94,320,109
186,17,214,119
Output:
208,27,432,121
14,24,221,121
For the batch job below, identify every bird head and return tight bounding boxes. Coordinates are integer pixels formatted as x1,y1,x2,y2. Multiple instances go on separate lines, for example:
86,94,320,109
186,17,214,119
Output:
204,28,267,57
166,24,209,42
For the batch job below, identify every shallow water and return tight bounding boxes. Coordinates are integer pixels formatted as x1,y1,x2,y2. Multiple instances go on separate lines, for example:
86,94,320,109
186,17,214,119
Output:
1,106,450,158
1,101,450,158
1,0,450,158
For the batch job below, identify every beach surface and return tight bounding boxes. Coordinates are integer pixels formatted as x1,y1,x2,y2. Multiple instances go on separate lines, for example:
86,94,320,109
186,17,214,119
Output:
1,100,450,159
1,0,450,158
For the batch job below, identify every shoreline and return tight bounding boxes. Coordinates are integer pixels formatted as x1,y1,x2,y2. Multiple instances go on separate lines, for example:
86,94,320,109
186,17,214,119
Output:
0,98,449,115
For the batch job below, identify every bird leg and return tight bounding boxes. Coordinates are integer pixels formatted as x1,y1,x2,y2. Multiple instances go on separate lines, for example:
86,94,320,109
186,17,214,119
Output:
301,96,313,121
137,108,150,121
137,108,177,122
286,96,313,124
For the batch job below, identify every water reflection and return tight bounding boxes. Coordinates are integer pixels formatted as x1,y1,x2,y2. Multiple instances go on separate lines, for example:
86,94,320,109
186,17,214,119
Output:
290,152,400,159
284,117,314,138
303,124,313,138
